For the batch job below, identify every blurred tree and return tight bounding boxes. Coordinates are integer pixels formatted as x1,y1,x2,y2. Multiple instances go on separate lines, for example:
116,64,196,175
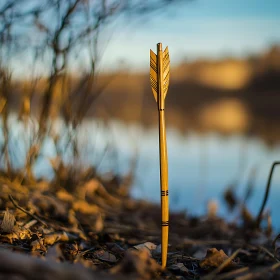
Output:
0,0,184,124
0,0,185,178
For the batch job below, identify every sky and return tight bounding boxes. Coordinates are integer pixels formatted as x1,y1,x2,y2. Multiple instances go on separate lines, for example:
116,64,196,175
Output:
7,0,280,77
97,0,280,71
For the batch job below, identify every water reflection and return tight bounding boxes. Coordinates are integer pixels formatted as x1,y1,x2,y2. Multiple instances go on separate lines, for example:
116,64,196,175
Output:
102,121,280,230
2,117,280,230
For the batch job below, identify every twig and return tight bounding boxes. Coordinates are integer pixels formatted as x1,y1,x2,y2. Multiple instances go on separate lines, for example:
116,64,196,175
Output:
258,245,280,263
183,239,244,246
271,262,280,270
202,248,241,280
256,162,280,228
215,267,249,280
8,194,48,227
235,262,280,280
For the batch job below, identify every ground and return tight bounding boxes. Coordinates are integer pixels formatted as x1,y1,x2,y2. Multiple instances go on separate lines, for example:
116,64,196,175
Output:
0,170,279,280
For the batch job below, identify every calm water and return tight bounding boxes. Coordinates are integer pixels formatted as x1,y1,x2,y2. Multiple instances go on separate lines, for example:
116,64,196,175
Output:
2,118,280,230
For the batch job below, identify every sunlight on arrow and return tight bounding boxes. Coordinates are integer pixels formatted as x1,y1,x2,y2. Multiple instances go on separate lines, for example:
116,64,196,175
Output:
150,42,170,268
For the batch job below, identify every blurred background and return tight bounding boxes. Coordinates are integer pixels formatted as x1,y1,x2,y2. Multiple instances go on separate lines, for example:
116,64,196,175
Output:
1,0,280,228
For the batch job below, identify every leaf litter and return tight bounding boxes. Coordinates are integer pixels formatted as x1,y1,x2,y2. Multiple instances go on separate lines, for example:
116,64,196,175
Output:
0,168,280,279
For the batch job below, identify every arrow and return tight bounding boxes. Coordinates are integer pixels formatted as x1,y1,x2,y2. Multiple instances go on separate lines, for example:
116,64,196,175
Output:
150,42,170,268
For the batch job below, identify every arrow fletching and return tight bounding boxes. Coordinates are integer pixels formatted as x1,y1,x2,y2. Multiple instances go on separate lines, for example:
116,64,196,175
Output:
162,47,170,99
150,46,170,102
150,49,158,102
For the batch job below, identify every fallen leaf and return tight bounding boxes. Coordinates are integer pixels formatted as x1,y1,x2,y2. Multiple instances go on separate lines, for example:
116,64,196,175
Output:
200,248,233,270
44,232,78,245
31,238,46,251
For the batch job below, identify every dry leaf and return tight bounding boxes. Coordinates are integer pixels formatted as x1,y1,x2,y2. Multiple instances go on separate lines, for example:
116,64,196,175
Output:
200,248,232,269
31,238,46,251
44,232,77,245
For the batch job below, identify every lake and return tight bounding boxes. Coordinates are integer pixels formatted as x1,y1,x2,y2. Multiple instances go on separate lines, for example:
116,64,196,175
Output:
2,117,280,230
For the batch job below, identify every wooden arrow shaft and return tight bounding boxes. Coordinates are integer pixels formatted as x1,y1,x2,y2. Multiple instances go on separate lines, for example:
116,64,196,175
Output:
159,109,169,268
157,43,169,268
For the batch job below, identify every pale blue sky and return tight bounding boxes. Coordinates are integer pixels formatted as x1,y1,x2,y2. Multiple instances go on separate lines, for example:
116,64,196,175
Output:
9,0,280,77
98,0,280,71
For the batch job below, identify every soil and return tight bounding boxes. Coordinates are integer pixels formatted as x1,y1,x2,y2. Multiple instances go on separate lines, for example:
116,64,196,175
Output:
0,169,279,280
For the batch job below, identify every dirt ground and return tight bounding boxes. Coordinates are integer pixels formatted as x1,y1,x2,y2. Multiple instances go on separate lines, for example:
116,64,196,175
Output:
0,170,280,280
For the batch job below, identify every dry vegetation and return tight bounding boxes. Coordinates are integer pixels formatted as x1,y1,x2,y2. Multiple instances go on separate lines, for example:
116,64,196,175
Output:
1,163,280,280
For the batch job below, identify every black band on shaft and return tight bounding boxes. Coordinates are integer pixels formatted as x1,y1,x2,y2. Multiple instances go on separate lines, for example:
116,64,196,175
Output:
161,190,169,196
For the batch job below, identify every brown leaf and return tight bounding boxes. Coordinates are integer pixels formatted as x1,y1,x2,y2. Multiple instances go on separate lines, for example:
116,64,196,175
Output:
200,248,233,269
31,238,46,251
44,232,75,245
